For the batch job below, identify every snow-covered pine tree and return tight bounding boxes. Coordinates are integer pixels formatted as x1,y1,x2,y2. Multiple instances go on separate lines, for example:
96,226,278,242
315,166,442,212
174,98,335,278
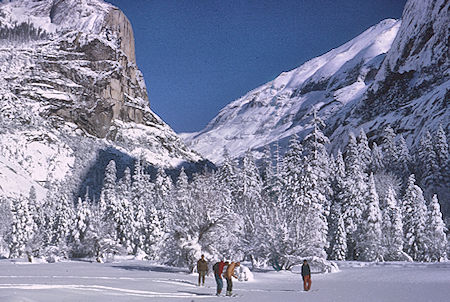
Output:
393,135,411,179
330,213,347,261
299,162,328,259
236,150,264,265
51,192,74,256
425,195,448,262
402,174,427,261
130,159,147,255
102,160,119,243
298,112,330,258
357,128,372,173
260,145,274,191
382,125,397,172
280,134,305,258
432,125,449,216
342,132,367,260
72,197,91,254
216,147,239,198
357,173,382,261
434,125,449,183
0,196,12,253
369,142,384,173
8,195,34,258
329,150,346,258
381,186,406,261
416,130,439,191
154,167,173,230
116,167,135,252
302,111,332,213
145,205,164,260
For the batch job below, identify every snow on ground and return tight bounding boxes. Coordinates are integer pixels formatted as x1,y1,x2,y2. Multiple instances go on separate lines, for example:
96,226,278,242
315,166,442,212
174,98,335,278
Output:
0,259,449,302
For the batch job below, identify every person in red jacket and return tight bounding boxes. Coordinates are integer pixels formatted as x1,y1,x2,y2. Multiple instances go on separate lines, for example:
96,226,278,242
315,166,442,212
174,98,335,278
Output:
213,260,229,295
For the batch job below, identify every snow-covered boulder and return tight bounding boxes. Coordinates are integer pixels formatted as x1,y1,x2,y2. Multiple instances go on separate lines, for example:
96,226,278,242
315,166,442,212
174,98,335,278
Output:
238,264,254,282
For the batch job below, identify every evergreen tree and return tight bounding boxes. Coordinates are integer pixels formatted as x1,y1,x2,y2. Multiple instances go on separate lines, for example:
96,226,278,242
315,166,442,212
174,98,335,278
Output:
402,174,427,261
72,197,91,246
328,150,346,257
434,125,449,183
51,192,74,256
9,195,33,258
145,205,164,260
381,186,405,261
357,173,382,261
342,132,367,259
382,125,397,171
357,128,372,173
236,150,264,263
394,135,411,179
416,130,439,190
369,142,384,173
330,214,347,261
425,195,448,262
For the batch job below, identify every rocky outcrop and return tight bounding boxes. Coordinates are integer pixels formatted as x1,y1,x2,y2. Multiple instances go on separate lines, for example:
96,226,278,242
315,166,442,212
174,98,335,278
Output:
0,0,205,200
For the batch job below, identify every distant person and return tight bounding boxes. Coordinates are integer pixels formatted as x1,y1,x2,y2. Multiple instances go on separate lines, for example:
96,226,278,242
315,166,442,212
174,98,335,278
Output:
301,259,311,291
213,260,229,295
197,255,208,286
225,261,240,296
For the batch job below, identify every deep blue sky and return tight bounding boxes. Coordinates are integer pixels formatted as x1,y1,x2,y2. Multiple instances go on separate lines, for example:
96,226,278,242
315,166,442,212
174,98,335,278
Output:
105,0,406,133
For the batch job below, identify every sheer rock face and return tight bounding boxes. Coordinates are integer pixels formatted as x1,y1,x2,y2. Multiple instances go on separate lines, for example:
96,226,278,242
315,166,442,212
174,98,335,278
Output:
0,0,203,199
0,0,147,138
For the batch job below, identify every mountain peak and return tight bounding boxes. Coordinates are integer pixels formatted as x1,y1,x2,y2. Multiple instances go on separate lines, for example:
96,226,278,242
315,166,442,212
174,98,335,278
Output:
182,18,401,163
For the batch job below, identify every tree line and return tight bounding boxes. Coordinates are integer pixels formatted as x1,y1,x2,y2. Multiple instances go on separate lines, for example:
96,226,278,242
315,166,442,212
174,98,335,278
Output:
0,117,448,269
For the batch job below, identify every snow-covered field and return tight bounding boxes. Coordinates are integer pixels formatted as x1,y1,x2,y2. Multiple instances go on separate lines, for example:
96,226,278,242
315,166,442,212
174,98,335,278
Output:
0,260,449,302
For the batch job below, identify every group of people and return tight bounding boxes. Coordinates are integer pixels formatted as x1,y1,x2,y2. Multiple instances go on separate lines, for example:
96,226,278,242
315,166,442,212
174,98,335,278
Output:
196,255,313,296
197,255,240,296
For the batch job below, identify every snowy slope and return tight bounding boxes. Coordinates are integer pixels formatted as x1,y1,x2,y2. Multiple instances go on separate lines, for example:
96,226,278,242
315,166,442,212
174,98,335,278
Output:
0,0,204,201
183,0,449,166
181,19,401,163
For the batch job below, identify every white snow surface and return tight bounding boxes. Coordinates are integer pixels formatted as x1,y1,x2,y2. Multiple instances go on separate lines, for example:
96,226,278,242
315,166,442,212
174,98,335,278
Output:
181,19,401,163
0,259,449,302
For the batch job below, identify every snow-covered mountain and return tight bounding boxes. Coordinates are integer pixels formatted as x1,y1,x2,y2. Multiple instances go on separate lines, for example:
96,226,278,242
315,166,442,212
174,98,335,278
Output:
182,0,449,164
0,0,205,200
181,19,401,163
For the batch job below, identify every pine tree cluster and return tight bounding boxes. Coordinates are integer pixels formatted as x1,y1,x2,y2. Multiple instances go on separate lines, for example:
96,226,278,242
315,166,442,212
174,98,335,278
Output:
0,122,448,268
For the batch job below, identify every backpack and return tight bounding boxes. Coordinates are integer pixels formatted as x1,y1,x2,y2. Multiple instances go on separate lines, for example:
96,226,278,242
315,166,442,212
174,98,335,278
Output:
213,262,219,273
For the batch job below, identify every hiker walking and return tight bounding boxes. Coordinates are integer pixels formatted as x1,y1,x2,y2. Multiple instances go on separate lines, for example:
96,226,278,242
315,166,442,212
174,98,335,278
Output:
213,260,229,295
225,261,240,296
301,259,311,291
197,255,208,286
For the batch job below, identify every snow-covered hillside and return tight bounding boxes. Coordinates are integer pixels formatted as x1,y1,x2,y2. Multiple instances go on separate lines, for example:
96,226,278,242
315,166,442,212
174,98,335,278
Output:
181,19,401,163
0,0,205,200
183,0,448,165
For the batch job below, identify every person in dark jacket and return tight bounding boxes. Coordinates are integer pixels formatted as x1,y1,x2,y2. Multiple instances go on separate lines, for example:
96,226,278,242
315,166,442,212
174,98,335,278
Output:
197,255,208,286
213,260,229,295
301,259,311,291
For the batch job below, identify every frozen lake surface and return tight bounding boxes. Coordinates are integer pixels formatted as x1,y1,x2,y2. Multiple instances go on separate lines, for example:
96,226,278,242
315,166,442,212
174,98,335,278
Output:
0,259,449,302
